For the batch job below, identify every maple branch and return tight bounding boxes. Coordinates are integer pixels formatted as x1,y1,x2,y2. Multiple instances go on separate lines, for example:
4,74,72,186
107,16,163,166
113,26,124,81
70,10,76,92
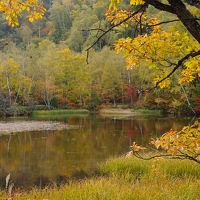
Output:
139,8,145,34
133,151,188,161
138,50,200,94
178,150,200,164
154,50,200,88
187,156,200,164
134,18,140,38
85,4,147,64
133,151,200,164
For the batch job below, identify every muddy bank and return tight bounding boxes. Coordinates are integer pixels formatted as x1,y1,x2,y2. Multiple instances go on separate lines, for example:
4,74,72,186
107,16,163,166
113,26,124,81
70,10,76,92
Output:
99,108,164,115
99,109,135,115
0,121,77,135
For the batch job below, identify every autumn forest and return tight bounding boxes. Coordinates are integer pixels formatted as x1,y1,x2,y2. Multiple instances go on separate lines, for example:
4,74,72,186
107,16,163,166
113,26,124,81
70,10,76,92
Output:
0,0,199,116
0,0,200,199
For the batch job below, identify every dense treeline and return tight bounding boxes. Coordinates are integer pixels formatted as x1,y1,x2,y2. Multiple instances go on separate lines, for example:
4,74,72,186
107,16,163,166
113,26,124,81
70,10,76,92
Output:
0,0,199,115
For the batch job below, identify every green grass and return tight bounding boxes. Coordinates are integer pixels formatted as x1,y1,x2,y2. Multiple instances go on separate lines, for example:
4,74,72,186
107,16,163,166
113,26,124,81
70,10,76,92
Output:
32,114,89,120
1,156,200,199
100,156,200,178
32,109,89,116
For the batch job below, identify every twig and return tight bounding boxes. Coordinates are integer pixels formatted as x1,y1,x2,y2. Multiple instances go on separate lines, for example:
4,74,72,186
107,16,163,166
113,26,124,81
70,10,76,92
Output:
149,18,200,27
140,50,200,92
133,151,187,160
81,28,106,33
85,4,147,64
154,50,200,87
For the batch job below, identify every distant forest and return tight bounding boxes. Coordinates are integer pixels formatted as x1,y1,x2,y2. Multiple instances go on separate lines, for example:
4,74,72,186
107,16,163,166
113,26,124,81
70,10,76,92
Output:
0,0,199,115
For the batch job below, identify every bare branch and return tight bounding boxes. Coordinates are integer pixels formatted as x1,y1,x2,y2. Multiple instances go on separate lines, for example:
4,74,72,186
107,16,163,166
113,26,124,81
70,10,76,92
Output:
184,0,200,8
149,18,200,27
139,8,145,34
145,0,175,14
85,4,147,64
137,50,200,94
133,151,200,164
154,50,200,88
133,151,187,160
81,28,106,33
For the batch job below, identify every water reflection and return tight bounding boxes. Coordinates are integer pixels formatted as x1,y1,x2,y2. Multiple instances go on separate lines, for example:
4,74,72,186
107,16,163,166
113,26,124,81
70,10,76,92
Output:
0,114,190,188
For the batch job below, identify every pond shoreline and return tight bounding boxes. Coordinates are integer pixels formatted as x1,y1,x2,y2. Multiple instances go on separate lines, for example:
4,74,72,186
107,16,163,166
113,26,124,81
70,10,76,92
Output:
1,104,197,118
1,107,167,118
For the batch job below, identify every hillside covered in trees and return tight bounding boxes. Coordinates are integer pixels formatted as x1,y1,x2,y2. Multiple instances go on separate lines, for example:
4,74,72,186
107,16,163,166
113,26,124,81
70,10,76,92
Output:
0,0,199,115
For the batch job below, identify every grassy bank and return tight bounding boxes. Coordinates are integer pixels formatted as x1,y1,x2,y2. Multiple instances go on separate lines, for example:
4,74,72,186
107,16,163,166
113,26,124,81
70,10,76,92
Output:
32,109,89,116
1,156,200,199
131,109,164,115
0,105,89,117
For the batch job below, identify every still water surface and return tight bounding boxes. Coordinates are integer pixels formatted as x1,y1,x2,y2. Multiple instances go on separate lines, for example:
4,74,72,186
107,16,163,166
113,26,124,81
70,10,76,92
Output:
0,114,190,188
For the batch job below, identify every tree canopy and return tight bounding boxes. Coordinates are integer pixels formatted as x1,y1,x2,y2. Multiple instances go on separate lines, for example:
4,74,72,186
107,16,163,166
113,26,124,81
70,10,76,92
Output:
0,0,46,26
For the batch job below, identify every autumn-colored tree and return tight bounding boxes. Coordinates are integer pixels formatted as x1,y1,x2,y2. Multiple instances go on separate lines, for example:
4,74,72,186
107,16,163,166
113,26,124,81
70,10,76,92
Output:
0,0,46,26
89,0,200,163
55,48,92,107
193,84,200,113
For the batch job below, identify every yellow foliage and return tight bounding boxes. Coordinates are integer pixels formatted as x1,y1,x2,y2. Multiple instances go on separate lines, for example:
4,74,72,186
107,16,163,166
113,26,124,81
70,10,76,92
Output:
111,21,200,87
131,142,146,151
106,9,146,26
0,0,46,26
179,56,200,84
108,0,200,164
106,0,200,88
110,0,144,9
152,120,200,157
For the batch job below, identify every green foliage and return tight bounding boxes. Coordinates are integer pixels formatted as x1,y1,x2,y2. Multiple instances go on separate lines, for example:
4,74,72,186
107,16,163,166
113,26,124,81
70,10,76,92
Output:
88,91,101,111
51,97,59,108
32,105,56,110
7,106,31,116
49,2,72,42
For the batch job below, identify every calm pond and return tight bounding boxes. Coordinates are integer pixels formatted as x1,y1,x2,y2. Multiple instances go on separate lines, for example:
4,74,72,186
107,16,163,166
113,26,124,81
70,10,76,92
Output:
0,114,190,188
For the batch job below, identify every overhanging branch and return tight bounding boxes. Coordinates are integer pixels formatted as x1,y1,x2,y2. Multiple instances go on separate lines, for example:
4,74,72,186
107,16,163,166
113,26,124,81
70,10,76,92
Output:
154,50,200,88
85,4,147,64
184,0,200,8
149,18,200,27
133,151,200,164
145,0,176,14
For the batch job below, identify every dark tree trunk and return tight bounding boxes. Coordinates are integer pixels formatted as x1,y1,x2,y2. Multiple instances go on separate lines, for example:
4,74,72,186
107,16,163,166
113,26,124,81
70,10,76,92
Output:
146,0,200,44
168,0,200,43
